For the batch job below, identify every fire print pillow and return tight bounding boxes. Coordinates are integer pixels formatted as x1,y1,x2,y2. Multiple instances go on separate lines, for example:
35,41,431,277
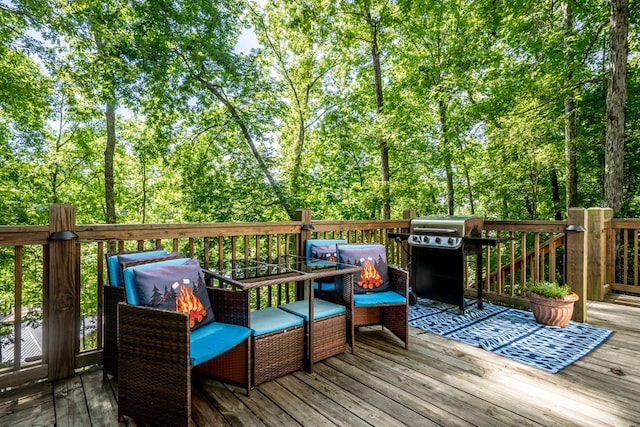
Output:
337,244,390,294
311,244,339,264
133,258,215,330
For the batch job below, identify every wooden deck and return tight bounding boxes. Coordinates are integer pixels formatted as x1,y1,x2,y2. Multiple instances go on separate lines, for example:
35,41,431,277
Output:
2,294,640,427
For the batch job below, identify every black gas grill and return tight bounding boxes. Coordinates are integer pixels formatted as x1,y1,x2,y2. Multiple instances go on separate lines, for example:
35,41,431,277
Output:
392,215,505,312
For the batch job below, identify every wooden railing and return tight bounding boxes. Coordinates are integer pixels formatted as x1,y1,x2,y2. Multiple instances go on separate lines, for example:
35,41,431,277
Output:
0,205,410,389
0,205,633,389
610,218,640,294
480,220,567,305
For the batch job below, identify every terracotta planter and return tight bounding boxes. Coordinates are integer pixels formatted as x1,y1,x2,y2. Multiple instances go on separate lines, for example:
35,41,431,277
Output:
529,291,579,327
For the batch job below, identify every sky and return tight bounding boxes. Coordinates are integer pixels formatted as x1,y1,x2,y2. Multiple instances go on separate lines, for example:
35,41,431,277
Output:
235,27,260,54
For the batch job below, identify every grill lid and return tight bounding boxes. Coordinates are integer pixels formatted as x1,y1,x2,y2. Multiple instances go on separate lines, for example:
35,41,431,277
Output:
409,215,484,249
410,215,483,237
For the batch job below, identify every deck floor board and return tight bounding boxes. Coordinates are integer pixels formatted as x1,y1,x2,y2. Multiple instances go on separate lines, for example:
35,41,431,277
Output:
1,295,639,426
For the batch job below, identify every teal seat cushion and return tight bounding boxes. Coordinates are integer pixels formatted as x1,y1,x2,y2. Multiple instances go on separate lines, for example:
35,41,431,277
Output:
251,307,304,337
354,291,406,307
107,250,169,286
279,299,346,321
190,322,251,366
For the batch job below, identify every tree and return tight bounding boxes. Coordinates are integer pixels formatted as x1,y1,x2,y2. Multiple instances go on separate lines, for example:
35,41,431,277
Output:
604,0,629,213
127,0,296,219
251,1,341,213
563,0,578,210
339,0,396,219
44,0,140,225
0,0,52,224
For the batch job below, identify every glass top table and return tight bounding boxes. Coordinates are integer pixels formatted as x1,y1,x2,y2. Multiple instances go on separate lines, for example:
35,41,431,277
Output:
206,257,362,289
205,257,362,372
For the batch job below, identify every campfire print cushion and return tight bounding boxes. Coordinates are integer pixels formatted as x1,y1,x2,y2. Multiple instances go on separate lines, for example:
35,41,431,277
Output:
337,244,390,293
133,258,214,330
116,251,180,285
306,239,347,266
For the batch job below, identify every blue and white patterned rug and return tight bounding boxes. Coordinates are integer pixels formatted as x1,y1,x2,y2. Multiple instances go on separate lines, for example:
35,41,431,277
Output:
408,297,614,374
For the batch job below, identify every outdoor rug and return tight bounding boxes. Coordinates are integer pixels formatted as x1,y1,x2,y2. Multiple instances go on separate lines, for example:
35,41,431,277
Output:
408,297,614,374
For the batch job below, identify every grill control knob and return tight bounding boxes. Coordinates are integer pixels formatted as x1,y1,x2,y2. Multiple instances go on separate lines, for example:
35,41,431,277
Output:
448,237,455,245
423,236,430,244
435,237,441,244
411,235,421,243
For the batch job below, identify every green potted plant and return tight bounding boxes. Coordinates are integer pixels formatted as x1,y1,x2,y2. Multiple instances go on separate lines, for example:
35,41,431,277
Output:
527,281,579,327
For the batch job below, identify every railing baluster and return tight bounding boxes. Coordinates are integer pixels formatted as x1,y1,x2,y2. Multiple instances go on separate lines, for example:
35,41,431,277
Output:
509,231,516,296
624,229,629,285
549,233,556,284
634,231,638,286
14,246,23,371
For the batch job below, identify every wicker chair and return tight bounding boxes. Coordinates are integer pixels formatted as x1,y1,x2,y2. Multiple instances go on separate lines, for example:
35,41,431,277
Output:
305,238,347,300
117,258,251,427
334,243,409,352
103,249,182,379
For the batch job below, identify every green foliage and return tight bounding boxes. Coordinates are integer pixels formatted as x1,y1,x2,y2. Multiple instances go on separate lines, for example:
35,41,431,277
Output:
0,0,637,227
527,281,570,299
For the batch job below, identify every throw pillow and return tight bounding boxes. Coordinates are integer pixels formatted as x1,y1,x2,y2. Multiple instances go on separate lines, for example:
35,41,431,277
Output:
337,244,390,293
310,244,339,264
133,258,214,330
306,239,347,266
117,251,181,286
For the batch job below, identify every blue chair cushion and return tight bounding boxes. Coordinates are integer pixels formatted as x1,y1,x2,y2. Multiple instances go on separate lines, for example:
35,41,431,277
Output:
313,280,336,293
337,244,390,294
354,291,406,307
124,258,214,331
107,249,170,286
279,299,346,321
305,239,347,266
251,307,304,337
190,322,251,366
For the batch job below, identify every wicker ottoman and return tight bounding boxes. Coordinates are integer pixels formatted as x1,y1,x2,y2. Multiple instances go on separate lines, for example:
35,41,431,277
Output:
279,299,347,364
251,307,305,386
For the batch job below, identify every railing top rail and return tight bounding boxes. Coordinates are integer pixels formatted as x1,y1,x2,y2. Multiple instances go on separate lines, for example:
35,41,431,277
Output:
483,220,567,234
75,221,302,241
611,218,640,228
0,226,49,246
1,219,580,247
310,219,410,233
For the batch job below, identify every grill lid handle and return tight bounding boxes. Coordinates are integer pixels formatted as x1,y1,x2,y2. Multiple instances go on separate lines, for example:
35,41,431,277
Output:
412,227,457,235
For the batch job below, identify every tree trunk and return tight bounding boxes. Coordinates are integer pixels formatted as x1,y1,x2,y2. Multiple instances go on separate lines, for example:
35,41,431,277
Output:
141,158,147,224
604,0,628,213
457,139,474,214
563,1,578,210
368,13,391,220
105,102,116,225
550,163,563,220
198,78,294,219
439,100,454,215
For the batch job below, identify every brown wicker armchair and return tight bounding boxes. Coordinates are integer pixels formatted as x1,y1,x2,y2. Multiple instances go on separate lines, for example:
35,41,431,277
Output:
334,244,409,352
117,259,251,427
103,249,182,379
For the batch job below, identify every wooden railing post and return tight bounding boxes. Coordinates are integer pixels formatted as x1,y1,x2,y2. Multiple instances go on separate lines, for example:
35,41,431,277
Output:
587,208,613,301
402,209,415,269
296,208,313,299
47,204,80,380
566,208,587,322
